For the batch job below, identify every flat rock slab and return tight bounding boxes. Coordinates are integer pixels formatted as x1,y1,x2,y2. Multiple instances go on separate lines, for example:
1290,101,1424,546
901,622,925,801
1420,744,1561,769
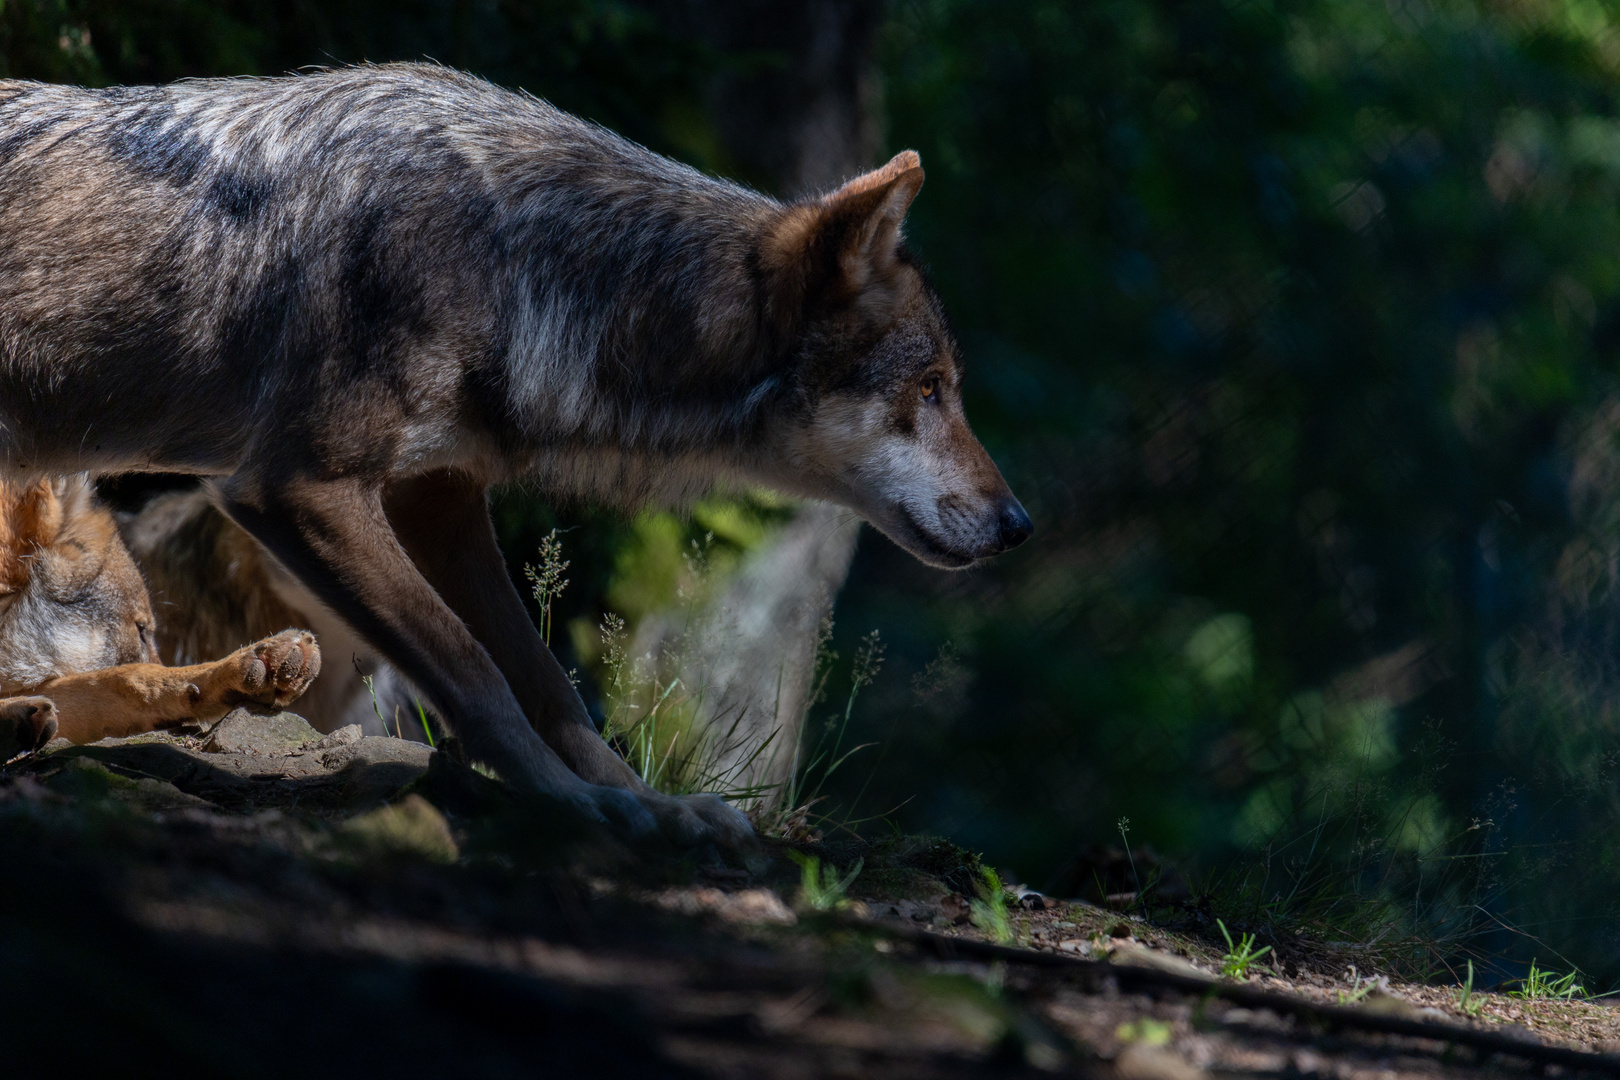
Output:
203,711,326,755
28,709,434,814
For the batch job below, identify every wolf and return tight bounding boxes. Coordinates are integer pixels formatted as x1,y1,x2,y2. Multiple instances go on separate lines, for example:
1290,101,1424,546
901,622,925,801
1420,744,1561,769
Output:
0,63,1030,845
0,477,321,760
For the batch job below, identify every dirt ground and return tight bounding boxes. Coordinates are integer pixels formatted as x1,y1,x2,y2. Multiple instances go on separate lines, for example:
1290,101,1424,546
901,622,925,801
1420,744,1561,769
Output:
3,714,1617,1079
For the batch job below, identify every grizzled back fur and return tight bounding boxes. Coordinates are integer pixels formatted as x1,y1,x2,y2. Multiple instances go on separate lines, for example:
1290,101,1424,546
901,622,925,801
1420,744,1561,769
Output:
0,65,785,492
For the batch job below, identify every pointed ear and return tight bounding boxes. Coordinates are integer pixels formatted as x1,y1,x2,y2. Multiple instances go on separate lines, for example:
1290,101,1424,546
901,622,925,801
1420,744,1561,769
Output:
10,480,64,549
52,474,95,532
821,150,925,285
0,479,64,593
764,150,925,312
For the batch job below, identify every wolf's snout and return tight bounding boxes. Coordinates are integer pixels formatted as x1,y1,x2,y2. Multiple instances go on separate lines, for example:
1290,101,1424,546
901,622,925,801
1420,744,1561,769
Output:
995,498,1033,552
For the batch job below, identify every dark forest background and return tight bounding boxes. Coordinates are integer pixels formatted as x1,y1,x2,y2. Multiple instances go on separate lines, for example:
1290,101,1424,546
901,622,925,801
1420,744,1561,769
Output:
10,0,1620,986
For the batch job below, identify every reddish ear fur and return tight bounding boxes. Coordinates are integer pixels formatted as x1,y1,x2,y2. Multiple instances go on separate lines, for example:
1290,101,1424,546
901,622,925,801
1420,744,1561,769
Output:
0,480,64,594
763,150,926,315
820,149,925,287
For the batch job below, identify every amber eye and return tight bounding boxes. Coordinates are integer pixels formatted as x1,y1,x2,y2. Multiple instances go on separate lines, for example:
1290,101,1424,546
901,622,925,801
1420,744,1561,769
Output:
920,374,941,401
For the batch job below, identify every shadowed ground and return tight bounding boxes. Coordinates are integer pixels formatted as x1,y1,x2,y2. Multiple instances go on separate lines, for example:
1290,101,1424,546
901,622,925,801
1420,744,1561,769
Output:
3,715,1616,1079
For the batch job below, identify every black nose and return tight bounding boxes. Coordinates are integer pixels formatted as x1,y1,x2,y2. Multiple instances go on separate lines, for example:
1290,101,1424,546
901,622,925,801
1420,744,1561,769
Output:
997,498,1033,551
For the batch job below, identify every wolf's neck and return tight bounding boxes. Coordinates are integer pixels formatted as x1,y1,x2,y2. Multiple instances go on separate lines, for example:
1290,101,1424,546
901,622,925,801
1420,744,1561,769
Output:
495,144,795,460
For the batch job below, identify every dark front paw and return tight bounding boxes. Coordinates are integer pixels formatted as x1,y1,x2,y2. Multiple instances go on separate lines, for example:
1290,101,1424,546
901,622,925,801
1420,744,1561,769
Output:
644,790,759,855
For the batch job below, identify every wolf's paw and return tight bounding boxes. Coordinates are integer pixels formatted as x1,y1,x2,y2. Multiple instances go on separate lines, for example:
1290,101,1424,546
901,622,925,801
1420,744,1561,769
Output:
0,696,58,758
220,630,322,709
642,789,757,854
562,783,658,838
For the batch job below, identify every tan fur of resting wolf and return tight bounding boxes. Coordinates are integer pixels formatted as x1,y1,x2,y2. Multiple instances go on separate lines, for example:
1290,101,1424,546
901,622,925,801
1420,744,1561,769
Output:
0,476,321,760
0,64,1031,847
121,486,409,738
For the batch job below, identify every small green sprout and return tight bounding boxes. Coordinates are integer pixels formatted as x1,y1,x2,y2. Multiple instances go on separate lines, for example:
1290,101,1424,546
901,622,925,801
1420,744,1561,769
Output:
970,865,1015,945
787,850,862,912
1508,959,1585,1001
1216,918,1271,979
1456,960,1483,1016
1115,1018,1173,1046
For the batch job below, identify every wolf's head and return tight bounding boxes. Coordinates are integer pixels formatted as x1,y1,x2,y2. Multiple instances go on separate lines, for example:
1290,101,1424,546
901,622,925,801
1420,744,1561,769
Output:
758,152,1031,569
0,476,158,688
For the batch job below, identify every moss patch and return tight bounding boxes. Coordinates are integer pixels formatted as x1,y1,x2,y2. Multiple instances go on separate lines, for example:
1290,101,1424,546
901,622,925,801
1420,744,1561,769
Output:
334,794,459,864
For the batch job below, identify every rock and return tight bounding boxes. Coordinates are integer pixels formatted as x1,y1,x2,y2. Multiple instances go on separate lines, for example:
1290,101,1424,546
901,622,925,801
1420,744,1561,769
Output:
892,899,936,922
311,724,363,750
202,710,322,755
1358,989,1420,1017
416,748,518,818
331,737,436,808
51,740,259,806
1115,1044,1206,1080
937,893,971,925
25,722,436,814
726,889,797,925
46,756,216,813
652,886,797,925
1110,943,1213,981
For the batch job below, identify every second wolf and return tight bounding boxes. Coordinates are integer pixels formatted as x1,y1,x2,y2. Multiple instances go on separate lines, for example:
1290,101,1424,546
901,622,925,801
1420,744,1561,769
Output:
0,64,1031,846
0,476,320,758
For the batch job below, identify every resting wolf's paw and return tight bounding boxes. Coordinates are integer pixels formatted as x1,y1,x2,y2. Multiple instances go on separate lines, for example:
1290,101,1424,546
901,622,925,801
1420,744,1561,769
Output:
0,696,58,759
219,629,322,708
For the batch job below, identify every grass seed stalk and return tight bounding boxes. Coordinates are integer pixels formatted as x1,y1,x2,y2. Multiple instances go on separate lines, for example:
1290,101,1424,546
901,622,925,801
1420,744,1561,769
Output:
524,528,570,646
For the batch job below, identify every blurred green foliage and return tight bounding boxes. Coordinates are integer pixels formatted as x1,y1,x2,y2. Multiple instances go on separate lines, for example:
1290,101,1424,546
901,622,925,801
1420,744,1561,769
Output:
12,0,1620,981
829,0,1620,982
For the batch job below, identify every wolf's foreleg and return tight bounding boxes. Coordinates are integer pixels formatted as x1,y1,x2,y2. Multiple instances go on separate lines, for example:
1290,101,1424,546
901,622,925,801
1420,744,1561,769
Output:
213,472,656,835
381,470,754,851
26,630,320,743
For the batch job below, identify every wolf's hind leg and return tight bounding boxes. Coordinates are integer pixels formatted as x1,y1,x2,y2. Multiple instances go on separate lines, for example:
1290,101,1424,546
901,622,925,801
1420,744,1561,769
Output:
0,697,58,758
214,473,654,835
382,470,754,851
